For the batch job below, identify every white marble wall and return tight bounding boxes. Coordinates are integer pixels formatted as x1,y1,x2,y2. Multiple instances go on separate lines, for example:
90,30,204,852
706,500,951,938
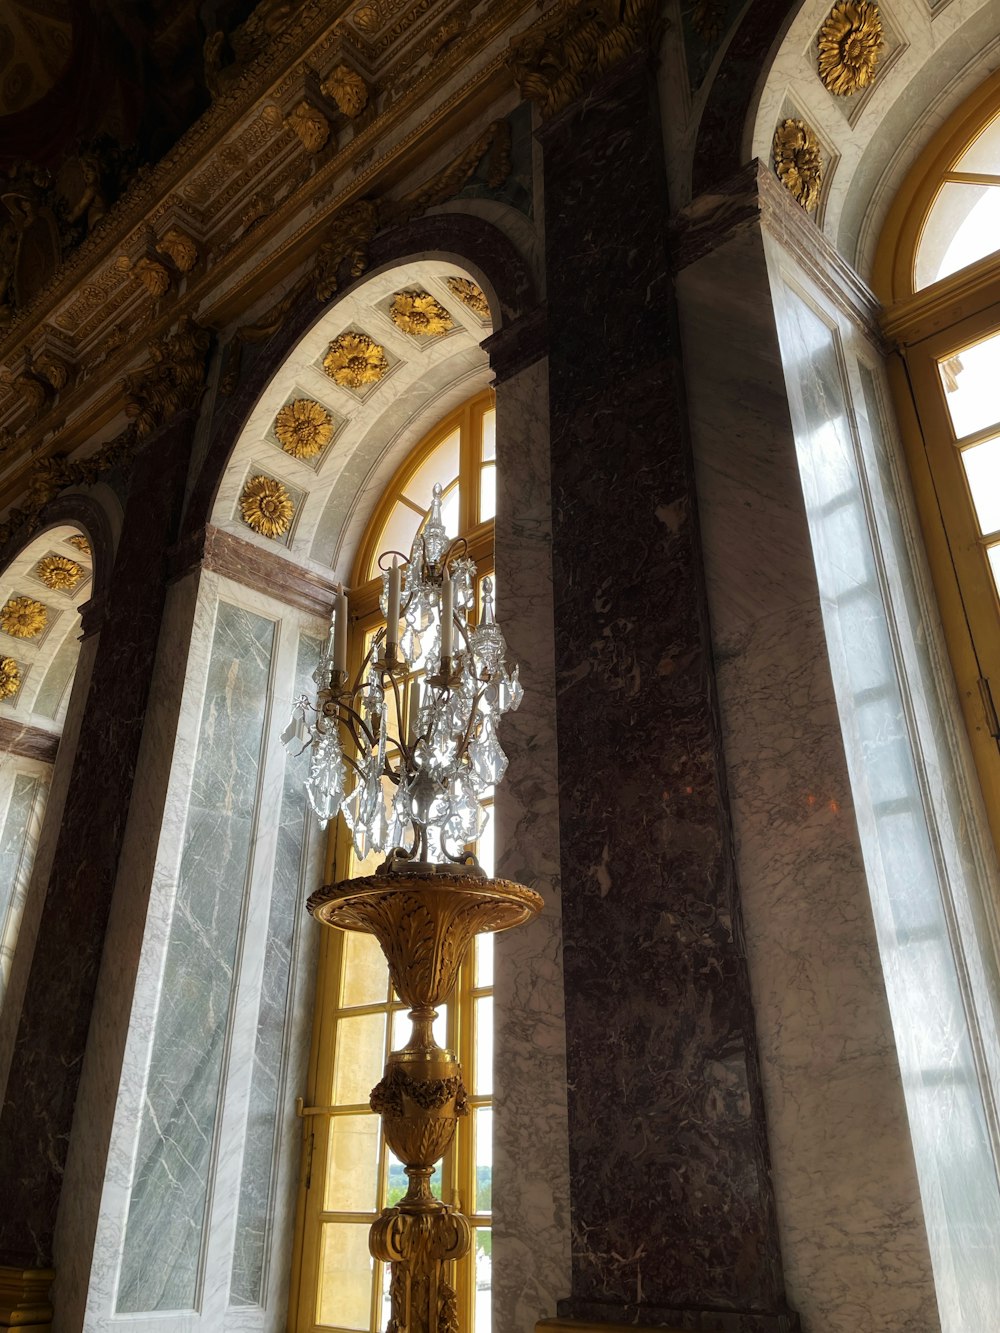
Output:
676,224,940,1332
493,356,572,1333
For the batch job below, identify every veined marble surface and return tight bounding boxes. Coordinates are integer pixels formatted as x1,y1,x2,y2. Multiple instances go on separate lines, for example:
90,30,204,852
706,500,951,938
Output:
0,761,49,1001
677,221,940,1331
493,355,572,1333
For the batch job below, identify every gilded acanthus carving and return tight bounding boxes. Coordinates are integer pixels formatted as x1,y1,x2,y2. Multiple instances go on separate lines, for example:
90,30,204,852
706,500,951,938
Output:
35,554,84,593
240,474,295,538
156,228,199,274
321,63,370,117
772,119,823,213
67,535,91,556
116,252,172,299
0,596,48,640
390,291,454,336
446,277,490,320
818,1,884,96
274,398,334,458
287,99,333,154
508,0,664,118
323,331,389,388
0,656,21,701
123,317,212,440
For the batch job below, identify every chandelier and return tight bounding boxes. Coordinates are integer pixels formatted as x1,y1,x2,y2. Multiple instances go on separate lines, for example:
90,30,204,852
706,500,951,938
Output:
284,482,522,874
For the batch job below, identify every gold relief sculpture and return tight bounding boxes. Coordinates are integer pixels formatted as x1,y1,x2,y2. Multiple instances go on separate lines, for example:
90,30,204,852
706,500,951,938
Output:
322,331,389,388
35,352,69,392
0,656,20,700
321,63,369,117
818,1,884,96
772,119,824,213
123,316,213,439
134,256,172,299
156,227,199,273
390,290,454,336
240,474,295,538
287,100,332,154
67,535,91,555
35,554,83,592
0,596,48,639
274,398,334,458
446,277,490,320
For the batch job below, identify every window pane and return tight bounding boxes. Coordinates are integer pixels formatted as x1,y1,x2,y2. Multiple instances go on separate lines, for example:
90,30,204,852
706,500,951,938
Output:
474,1228,492,1333
482,408,496,461
916,181,1000,289
317,1223,374,1330
477,810,494,877
341,932,390,1007
442,482,460,536
372,503,423,577
479,463,496,522
961,437,1000,535
940,329,1000,438
474,1107,492,1213
955,111,1000,174
474,933,493,988
988,542,1000,594
404,429,460,509
474,997,493,1095
333,1012,386,1105
325,1114,382,1213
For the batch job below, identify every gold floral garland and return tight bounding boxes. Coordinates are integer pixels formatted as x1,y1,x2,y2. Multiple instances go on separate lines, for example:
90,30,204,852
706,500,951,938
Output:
446,277,490,320
36,554,84,592
275,399,334,459
818,1,883,96
0,656,20,700
323,332,389,389
772,119,823,213
0,596,48,639
390,290,454,337
240,475,295,539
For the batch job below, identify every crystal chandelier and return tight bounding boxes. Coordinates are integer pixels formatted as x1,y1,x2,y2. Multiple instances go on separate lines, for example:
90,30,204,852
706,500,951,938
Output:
285,482,522,875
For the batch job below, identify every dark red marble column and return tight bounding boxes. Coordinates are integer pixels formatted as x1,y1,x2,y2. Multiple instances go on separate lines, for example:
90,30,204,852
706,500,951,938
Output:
541,57,797,1331
0,413,198,1268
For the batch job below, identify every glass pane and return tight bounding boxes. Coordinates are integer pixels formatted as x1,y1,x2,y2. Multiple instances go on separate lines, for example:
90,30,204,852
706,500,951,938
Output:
474,1107,492,1213
477,809,494,877
317,1223,374,1330
479,464,496,522
955,111,1000,174
939,329,1000,438
916,181,1000,289
325,1114,381,1212
474,1228,492,1333
961,437,1000,534
441,482,460,536
474,997,493,1095
371,502,423,577
989,542,1000,594
333,1012,386,1105
403,429,460,509
474,933,493,988
341,931,390,1007
482,408,496,461
387,1147,442,1203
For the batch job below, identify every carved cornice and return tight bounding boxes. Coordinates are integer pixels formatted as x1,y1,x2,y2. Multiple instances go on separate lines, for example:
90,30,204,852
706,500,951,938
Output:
0,718,60,765
196,523,339,619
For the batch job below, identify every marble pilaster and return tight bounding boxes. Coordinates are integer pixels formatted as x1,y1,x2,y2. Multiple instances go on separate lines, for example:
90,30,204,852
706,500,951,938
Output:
540,58,794,1329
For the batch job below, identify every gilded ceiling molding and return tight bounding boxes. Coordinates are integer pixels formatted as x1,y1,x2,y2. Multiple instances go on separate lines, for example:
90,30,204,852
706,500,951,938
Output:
446,277,490,319
323,332,389,387
321,63,370,116
507,0,664,119
286,99,334,153
0,656,20,701
156,228,200,274
390,290,454,335
772,119,824,213
275,398,335,458
35,554,84,592
67,535,91,555
240,474,295,538
0,596,48,639
818,1,884,96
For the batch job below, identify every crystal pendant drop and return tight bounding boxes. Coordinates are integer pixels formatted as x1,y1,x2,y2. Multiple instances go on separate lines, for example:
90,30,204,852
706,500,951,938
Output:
422,482,448,563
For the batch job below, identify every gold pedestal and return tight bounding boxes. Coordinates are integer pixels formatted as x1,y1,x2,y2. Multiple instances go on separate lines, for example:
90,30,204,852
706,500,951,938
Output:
0,1268,54,1331
308,872,542,1333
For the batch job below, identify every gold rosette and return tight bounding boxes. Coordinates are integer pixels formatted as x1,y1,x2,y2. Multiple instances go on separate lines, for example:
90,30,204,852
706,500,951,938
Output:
390,290,454,337
275,399,334,459
818,1,883,96
772,119,824,213
240,475,295,538
36,554,84,593
323,332,389,389
0,596,48,639
0,656,20,700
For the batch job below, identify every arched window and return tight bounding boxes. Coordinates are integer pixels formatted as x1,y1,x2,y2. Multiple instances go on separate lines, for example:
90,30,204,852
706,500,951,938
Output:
291,392,497,1333
0,525,93,1001
876,69,1000,856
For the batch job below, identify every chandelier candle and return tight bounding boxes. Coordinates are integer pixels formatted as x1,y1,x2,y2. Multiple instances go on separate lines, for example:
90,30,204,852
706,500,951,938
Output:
290,480,542,1333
